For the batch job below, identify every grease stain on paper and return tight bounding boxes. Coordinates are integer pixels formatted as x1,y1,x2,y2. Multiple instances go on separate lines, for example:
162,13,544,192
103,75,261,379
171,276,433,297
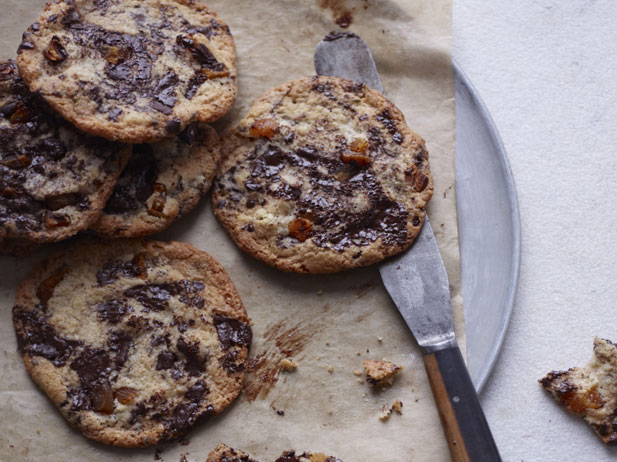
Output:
243,318,321,402
316,0,354,28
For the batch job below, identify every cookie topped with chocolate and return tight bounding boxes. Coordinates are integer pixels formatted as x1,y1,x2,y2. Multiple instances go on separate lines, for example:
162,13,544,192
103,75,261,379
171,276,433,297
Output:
13,239,251,447
212,76,433,273
91,123,220,238
16,0,237,143
0,59,129,246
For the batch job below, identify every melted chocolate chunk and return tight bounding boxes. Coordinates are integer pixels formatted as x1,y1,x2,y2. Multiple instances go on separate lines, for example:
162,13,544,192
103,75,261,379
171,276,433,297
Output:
104,144,158,214
221,349,245,373
225,141,409,251
124,280,204,312
13,305,82,366
109,330,132,368
97,259,146,285
184,381,207,401
71,347,112,386
375,109,403,144
156,350,178,370
97,300,132,323
176,337,207,377
213,314,252,350
163,402,214,440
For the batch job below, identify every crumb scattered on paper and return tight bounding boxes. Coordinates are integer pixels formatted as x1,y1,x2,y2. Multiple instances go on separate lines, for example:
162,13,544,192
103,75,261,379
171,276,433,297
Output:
280,358,297,371
363,360,402,387
380,400,404,422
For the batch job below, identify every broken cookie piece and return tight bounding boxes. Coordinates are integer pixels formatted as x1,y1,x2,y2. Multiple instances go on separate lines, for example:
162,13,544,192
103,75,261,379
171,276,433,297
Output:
206,443,257,462
363,359,402,387
540,337,617,443
275,451,342,462
206,445,342,462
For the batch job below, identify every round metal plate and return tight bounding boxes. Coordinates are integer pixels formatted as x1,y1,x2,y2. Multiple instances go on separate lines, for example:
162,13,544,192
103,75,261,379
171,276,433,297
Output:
454,62,521,392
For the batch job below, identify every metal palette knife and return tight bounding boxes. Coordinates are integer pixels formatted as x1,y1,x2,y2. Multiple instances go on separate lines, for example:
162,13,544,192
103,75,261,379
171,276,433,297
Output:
314,33,501,462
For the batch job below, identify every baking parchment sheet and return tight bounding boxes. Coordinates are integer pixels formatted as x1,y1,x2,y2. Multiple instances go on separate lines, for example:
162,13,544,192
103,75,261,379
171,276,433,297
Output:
0,1,460,460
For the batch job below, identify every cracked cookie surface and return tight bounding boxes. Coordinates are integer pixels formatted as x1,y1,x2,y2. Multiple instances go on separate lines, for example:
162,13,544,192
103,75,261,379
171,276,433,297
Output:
16,0,237,143
212,76,433,273
0,59,129,246
13,239,251,447
92,123,220,238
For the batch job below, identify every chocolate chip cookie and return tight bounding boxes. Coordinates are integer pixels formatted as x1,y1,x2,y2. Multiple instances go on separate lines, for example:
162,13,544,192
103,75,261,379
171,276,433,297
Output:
540,337,617,443
91,123,220,238
16,0,237,143
13,239,251,447
0,59,129,246
212,76,433,273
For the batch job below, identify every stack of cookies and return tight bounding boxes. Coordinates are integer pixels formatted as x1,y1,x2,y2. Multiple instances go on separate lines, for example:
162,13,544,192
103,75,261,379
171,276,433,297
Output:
1,0,237,253
3,0,435,451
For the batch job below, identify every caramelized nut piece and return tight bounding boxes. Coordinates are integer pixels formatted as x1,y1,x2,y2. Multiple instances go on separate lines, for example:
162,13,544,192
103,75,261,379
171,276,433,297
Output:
43,36,68,63
114,387,139,405
9,103,31,124
349,138,369,154
562,385,605,414
147,183,167,218
203,68,231,79
1,187,18,198
405,165,429,192
405,164,418,177
1,154,31,168
36,266,69,305
414,172,429,192
45,213,71,228
45,193,81,211
249,118,278,139
101,45,130,65
91,383,115,414
131,253,148,279
341,152,371,167
288,218,312,242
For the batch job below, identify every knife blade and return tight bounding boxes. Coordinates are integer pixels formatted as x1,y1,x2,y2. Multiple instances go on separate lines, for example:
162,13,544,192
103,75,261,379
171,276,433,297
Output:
315,32,501,462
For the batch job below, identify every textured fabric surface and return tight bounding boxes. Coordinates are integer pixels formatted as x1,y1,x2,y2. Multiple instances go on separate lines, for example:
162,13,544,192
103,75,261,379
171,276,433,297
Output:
455,1,617,460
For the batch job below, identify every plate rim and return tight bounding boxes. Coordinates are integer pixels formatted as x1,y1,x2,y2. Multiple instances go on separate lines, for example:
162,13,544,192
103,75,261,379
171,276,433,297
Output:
453,60,522,392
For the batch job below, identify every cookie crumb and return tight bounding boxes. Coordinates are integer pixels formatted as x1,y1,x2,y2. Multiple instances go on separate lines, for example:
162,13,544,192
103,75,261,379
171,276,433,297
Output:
363,359,402,387
353,369,363,376
276,410,285,416
377,337,383,343
328,410,333,416
280,358,297,371
327,365,334,373
379,400,403,422
317,289,324,295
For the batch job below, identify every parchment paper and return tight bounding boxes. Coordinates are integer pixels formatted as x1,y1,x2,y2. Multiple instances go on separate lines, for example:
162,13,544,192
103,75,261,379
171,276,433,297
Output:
0,1,460,461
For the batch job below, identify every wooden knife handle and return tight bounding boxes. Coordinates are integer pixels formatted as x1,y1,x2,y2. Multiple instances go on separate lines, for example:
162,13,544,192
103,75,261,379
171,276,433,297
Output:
424,346,502,462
